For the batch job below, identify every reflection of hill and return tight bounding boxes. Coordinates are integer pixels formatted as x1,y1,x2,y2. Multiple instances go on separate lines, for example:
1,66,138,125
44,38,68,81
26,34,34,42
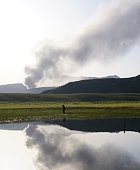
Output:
0,122,28,130
48,118,140,133
43,75,140,94
0,118,140,133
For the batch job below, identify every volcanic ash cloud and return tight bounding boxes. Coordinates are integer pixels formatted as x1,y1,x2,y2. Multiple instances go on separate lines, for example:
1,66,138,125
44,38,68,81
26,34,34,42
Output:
25,0,140,88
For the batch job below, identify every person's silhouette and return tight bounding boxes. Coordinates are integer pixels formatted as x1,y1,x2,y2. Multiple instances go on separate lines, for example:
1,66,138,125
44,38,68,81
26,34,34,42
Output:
62,105,66,113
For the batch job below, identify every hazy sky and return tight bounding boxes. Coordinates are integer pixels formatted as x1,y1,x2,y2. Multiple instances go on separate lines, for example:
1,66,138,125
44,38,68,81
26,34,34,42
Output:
0,0,140,87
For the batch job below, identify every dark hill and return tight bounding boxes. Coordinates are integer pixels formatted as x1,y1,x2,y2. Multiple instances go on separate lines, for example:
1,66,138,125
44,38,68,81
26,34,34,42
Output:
42,75,140,94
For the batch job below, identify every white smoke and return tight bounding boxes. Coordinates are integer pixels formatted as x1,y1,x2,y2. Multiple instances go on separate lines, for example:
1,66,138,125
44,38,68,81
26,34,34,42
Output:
25,0,140,88
24,124,140,170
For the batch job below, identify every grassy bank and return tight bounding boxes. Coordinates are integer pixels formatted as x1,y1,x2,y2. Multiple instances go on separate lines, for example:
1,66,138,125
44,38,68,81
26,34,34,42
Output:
0,100,140,123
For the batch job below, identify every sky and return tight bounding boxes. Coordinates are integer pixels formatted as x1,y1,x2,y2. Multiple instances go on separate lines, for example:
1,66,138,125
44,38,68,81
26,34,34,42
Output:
0,0,140,88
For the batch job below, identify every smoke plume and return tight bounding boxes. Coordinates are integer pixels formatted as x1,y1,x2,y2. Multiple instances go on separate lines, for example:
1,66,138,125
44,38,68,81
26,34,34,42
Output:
25,124,140,170
25,0,140,88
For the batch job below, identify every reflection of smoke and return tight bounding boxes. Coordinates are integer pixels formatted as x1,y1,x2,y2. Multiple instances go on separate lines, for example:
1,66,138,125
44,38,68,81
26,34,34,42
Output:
25,124,140,170
25,0,140,88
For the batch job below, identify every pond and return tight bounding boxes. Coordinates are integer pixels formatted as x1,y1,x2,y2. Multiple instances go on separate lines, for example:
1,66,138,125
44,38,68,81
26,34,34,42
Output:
0,119,140,170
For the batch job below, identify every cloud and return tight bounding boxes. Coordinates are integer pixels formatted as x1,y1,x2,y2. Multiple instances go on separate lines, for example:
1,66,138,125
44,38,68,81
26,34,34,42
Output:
24,124,140,170
25,0,140,88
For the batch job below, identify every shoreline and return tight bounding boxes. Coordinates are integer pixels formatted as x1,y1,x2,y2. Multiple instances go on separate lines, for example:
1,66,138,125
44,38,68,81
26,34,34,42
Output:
0,117,140,133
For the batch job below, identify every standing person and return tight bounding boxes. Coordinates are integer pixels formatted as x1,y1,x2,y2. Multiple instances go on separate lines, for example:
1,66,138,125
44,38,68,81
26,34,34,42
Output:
62,104,66,113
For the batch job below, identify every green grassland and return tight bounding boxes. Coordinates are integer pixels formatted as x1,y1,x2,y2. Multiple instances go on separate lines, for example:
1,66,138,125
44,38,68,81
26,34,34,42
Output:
0,93,140,123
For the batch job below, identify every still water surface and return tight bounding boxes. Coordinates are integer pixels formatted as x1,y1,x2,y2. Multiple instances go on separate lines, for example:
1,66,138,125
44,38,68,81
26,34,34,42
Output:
0,122,139,170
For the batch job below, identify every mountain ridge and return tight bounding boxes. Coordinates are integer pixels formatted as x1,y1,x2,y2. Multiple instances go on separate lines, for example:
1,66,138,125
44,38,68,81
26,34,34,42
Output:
0,75,119,93
0,83,55,94
42,75,140,94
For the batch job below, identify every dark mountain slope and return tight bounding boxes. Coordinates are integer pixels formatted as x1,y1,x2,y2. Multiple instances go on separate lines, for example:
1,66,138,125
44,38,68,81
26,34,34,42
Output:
42,75,140,94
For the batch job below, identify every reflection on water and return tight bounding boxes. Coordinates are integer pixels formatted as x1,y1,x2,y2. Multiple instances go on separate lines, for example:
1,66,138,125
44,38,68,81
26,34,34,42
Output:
49,118,140,133
0,122,140,170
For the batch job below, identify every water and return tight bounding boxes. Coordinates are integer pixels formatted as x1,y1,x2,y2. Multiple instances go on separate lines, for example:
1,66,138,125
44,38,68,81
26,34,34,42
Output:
0,121,140,170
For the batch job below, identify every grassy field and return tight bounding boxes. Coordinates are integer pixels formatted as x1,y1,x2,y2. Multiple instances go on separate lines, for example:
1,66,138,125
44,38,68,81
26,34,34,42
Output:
0,93,140,102
0,93,140,123
0,96,140,123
